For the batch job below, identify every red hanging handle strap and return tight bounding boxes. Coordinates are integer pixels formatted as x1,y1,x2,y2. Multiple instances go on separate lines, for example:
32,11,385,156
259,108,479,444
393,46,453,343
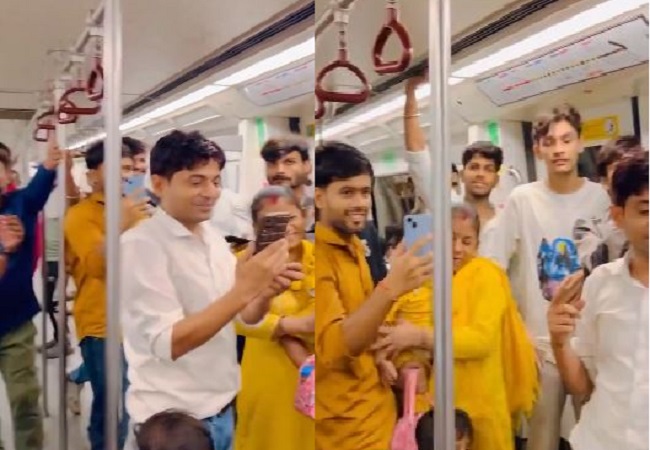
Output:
86,59,104,102
33,108,55,142
315,7,370,105
315,96,325,120
58,99,78,125
372,1,413,74
59,87,101,116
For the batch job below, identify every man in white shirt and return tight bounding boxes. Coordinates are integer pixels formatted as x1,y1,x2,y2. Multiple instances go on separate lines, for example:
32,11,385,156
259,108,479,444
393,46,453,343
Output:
481,105,611,450
121,130,302,450
549,152,648,450
402,76,505,240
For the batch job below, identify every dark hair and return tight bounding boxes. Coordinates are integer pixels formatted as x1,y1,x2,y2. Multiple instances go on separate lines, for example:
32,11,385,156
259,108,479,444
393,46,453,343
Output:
135,410,214,450
0,149,10,169
452,203,480,236
533,104,582,142
611,151,649,207
250,185,301,223
261,136,310,163
415,409,474,450
315,141,373,188
123,136,147,157
85,141,131,170
451,163,459,174
0,142,9,157
150,130,226,179
462,141,504,172
597,135,644,179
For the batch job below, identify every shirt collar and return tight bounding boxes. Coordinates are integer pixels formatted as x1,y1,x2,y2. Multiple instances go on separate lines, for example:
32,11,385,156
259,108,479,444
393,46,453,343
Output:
315,222,365,257
154,208,207,239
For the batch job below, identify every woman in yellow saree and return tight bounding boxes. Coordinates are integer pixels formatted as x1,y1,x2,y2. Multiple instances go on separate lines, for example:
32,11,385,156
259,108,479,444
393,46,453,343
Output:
235,186,315,450
375,204,538,450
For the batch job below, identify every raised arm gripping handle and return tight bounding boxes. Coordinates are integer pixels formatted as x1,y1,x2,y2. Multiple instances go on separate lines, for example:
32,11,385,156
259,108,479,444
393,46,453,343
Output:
86,60,104,102
59,87,101,116
372,2,413,74
33,108,55,142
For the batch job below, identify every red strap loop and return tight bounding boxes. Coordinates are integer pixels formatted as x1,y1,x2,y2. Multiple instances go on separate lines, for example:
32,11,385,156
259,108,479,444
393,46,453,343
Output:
59,87,101,116
315,96,325,121
372,3,413,74
33,109,55,142
86,60,104,101
315,50,370,105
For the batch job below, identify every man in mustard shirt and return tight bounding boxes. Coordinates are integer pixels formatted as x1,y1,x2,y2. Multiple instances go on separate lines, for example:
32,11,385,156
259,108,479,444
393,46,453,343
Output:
64,141,149,450
314,141,432,450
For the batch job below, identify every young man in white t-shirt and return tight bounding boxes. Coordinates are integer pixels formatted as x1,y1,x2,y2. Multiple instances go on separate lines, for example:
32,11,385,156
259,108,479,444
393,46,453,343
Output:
402,77,505,237
481,105,611,450
548,152,648,450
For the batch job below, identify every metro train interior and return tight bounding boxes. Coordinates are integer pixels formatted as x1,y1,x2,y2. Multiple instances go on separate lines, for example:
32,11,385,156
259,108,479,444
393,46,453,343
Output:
0,0,648,449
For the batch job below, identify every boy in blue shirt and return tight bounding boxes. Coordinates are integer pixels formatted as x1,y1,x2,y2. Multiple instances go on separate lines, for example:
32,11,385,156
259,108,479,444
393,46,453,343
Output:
0,139,61,450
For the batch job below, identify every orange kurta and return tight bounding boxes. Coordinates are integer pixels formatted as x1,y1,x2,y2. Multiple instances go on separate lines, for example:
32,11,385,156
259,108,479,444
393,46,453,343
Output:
315,224,396,450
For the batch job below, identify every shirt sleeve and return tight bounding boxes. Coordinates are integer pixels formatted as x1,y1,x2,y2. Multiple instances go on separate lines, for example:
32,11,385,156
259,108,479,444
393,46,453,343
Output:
121,233,184,362
315,254,352,370
479,190,520,270
23,165,57,215
394,288,434,370
404,150,432,211
64,205,106,279
452,266,507,360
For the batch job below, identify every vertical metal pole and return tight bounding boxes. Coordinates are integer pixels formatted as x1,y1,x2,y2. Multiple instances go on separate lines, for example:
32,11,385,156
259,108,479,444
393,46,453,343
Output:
53,79,69,450
428,0,455,449
104,0,123,449
39,216,49,418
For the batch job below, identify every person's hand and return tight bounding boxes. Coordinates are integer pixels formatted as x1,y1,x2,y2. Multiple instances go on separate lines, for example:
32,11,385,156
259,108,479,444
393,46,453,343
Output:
256,261,304,301
372,319,426,359
383,237,433,298
548,271,585,347
43,137,63,171
375,352,398,387
235,239,291,301
405,73,427,93
0,215,25,253
120,193,151,232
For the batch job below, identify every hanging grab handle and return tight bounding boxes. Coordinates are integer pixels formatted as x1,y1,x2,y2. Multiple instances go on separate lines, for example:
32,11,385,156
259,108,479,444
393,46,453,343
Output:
315,5,370,106
372,0,413,74
33,109,55,142
315,96,325,120
86,60,104,101
57,100,78,125
59,87,101,116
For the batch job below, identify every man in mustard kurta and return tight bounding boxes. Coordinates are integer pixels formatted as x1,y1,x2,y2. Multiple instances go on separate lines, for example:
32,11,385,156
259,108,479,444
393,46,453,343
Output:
314,142,433,450
64,141,149,450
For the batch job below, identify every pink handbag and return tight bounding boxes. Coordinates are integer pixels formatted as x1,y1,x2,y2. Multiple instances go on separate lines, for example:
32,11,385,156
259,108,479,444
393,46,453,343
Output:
294,355,315,419
391,367,422,450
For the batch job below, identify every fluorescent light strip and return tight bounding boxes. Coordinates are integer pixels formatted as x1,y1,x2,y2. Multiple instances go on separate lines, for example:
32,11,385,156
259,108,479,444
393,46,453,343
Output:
325,0,645,138
453,0,647,79
68,37,315,149
182,114,222,127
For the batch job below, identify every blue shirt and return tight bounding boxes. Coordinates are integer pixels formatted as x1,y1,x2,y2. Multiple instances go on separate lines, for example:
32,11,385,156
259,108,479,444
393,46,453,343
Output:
0,165,57,338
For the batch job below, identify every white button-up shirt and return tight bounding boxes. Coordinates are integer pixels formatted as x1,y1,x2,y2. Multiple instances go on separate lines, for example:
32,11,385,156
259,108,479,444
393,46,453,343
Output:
571,253,649,450
121,209,239,424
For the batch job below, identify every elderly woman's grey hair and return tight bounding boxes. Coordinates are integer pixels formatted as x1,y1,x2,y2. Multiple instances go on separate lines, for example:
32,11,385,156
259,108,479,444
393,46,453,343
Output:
251,185,302,223
451,202,481,236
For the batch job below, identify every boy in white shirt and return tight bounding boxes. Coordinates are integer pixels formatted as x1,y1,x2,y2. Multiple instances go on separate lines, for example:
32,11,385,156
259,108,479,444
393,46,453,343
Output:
549,151,648,450
480,105,611,450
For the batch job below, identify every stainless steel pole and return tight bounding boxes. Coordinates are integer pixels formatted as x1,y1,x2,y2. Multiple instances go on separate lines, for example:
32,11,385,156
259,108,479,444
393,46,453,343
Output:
53,78,69,450
39,216,49,418
428,0,454,449
104,0,123,449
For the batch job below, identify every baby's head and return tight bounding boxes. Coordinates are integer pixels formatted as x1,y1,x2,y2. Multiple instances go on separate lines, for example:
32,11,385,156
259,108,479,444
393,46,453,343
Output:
415,408,473,450
136,410,214,450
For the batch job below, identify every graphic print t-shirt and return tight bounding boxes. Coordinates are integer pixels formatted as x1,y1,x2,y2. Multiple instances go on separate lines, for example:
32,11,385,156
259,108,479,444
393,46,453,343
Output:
480,179,610,361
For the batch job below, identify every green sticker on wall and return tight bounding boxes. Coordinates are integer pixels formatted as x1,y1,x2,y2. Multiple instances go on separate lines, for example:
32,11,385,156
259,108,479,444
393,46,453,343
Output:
381,149,397,166
487,121,500,146
255,117,267,147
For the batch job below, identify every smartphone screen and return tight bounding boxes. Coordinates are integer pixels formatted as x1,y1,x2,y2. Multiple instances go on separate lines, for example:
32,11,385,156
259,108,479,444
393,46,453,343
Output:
123,174,147,199
254,213,292,254
403,213,433,257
